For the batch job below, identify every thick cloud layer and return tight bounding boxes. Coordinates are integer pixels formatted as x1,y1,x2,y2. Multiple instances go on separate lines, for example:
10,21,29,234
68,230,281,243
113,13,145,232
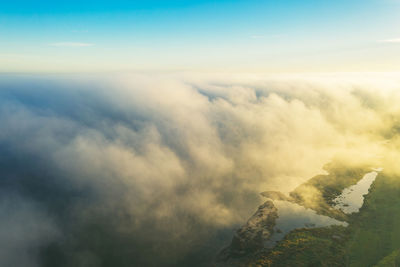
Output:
0,73,399,266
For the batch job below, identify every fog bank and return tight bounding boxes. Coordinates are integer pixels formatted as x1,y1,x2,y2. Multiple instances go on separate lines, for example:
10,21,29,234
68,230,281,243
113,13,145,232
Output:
0,73,399,266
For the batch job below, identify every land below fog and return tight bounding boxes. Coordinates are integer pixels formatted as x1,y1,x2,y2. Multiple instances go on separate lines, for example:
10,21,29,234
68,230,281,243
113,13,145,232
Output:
215,161,400,267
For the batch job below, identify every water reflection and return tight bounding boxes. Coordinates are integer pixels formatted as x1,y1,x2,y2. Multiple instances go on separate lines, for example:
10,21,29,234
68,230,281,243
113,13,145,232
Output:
265,200,347,248
333,169,381,214
264,169,382,248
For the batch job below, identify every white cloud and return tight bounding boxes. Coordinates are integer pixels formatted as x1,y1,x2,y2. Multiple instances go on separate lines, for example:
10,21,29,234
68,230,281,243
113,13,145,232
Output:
2,73,400,265
49,42,94,47
378,38,400,43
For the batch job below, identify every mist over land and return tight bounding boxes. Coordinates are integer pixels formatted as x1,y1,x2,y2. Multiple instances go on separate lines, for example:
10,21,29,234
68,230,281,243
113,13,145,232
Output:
1,73,400,266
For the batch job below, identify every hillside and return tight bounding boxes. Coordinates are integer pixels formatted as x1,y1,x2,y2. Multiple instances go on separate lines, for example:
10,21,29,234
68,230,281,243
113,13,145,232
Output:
216,163,400,266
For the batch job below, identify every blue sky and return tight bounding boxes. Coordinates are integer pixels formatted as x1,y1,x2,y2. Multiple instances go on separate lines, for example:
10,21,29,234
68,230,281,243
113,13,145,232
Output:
1,0,399,72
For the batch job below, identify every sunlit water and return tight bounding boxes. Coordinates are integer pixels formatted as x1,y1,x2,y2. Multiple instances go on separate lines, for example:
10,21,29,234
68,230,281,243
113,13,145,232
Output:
263,168,382,248
265,200,347,248
333,169,382,214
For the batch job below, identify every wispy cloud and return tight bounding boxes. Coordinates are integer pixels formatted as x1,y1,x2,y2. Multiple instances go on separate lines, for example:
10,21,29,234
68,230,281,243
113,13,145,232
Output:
250,35,265,39
49,42,94,47
250,34,286,39
378,38,400,44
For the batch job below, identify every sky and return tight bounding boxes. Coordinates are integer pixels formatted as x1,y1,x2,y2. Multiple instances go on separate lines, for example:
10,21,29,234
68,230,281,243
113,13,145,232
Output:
0,0,400,72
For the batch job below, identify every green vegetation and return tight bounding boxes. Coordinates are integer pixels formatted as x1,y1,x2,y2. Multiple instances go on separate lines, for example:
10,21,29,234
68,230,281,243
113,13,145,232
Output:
244,168,400,266
373,250,400,267
346,173,400,266
251,226,349,267
289,162,370,221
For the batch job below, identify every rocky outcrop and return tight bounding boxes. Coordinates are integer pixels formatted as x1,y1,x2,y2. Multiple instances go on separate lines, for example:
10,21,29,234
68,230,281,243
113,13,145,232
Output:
230,200,278,254
215,200,278,265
